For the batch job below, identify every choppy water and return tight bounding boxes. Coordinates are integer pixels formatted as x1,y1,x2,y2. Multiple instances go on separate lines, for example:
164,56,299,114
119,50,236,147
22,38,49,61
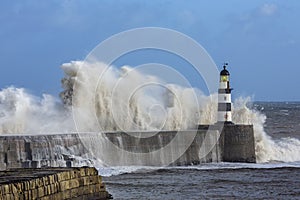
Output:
255,102,300,140
104,165,300,199
102,102,300,199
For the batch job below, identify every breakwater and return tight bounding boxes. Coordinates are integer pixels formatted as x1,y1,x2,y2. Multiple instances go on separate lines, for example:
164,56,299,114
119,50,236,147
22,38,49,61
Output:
0,167,111,200
0,134,93,170
0,124,256,170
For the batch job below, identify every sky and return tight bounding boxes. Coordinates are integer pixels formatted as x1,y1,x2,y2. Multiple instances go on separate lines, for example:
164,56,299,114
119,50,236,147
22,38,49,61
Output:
0,0,299,101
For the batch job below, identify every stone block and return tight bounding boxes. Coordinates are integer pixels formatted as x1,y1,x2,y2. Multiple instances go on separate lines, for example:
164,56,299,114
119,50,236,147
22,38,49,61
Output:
82,185,91,195
37,186,45,198
54,182,60,193
7,141,18,150
79,168,87,177
0,185,5,195
57,172,71,182
0,153,6,163
3,193,13,200
59,181,70,191
0,162,6,171
48,175,55,185
10,183,18,194
7,162,21,169
7,151,19,163
86,175,100,186
70,187,81,198
70,170,80,179
94,183,101,193
62,189,71,199
45,185,51,195
35,178,44,188
31,188,38,199
21,161,31,168
3,185,10,195
28,180,36,190
23,190,30,199
0,140,6,152
42,176,49,186
69,179,80,189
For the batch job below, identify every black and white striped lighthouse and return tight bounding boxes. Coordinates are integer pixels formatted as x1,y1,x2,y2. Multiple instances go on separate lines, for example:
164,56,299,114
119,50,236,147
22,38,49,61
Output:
217,63,233,124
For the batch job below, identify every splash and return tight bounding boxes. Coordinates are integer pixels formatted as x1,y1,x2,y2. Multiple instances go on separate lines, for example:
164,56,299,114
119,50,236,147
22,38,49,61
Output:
0,87,74,134
232,97,300,163
60,61,212,132
0,61,299,164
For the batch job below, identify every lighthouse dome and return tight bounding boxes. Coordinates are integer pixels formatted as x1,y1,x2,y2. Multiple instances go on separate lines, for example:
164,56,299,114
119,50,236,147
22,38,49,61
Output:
220,65,230,76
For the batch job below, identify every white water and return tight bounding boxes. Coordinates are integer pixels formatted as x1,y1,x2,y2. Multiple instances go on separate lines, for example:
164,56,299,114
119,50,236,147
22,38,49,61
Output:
0,61,299,167
0,87,74,134
98,162,300,177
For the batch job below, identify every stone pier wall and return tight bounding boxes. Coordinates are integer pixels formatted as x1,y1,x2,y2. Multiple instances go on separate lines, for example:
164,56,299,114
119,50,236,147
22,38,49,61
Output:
101,129,222,166
0,124,256,169
0,134,92,170
0,167,111,200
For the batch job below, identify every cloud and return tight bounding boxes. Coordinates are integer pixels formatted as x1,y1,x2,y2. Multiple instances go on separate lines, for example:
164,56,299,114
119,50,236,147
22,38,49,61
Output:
228,2,280,33
260,3,278,16
236,3,279,23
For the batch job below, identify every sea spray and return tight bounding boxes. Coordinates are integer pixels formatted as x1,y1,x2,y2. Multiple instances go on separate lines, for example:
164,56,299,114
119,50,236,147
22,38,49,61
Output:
61,61,204,132
0,87,74,134
232,97,300,162
0,61,299,163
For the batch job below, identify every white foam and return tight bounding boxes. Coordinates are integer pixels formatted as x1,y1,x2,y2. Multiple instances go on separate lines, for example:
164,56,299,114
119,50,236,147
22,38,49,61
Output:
0,87,74,134
96,162,300,177
232,97,300,163
97,166,162,177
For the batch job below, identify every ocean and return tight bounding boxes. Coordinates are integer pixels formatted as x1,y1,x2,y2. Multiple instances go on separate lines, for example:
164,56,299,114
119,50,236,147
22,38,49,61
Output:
101,102,300,199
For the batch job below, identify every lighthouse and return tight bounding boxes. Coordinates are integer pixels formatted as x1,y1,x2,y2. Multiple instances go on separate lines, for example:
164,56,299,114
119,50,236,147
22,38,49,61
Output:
217,63,233,124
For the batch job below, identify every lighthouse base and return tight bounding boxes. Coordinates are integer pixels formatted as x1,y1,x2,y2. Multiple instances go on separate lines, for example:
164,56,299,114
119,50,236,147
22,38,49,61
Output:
198,123,256,163
219,124,256,163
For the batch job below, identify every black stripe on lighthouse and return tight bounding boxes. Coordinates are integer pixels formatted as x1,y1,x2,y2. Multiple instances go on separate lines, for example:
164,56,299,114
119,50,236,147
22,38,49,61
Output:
218,103,231,111
218,89,232,94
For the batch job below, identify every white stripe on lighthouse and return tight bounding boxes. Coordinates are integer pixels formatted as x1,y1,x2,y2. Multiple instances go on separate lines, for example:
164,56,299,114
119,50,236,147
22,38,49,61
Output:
219,82,227,89
218,94,231,103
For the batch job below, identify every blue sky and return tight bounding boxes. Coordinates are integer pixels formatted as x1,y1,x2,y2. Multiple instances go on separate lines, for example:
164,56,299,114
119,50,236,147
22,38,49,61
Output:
0,0,299,101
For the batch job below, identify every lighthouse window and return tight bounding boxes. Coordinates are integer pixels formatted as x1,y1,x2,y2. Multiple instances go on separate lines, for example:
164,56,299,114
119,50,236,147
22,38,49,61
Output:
221,75,228,82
